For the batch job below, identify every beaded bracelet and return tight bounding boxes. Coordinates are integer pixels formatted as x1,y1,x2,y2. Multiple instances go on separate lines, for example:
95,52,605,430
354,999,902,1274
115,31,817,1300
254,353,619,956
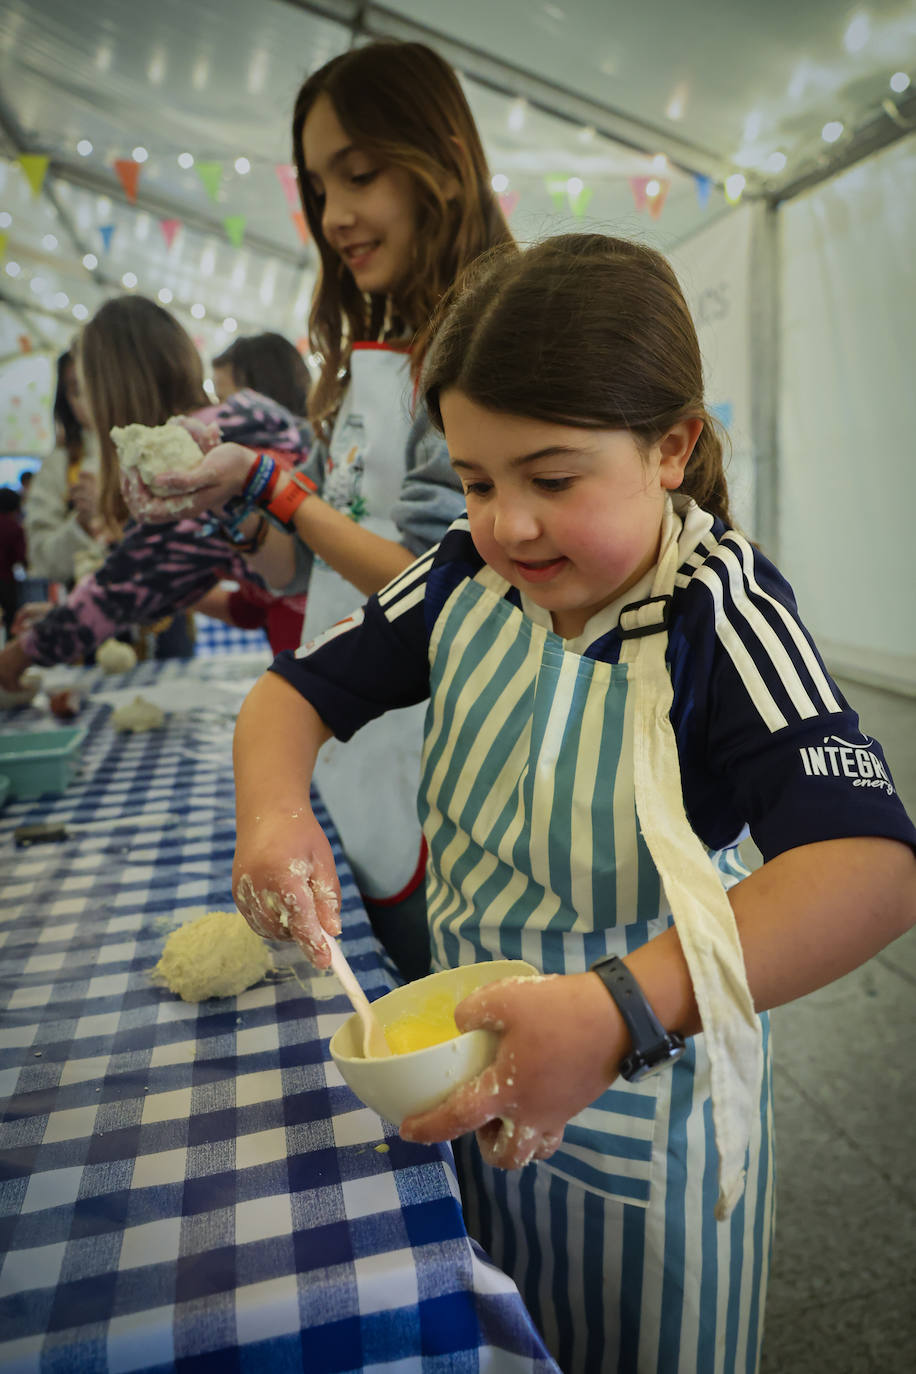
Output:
233,512,269,554
214,454,279,543
242,453,278,504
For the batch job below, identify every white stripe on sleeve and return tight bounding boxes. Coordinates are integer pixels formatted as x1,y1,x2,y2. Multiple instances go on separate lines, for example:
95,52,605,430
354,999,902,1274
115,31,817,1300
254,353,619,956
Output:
725,532,841,715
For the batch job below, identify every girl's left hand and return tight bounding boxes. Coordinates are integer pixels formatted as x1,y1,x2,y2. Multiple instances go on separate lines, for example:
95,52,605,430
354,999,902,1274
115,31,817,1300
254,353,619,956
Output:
0,639,36,693
120,441,252,523
400,971,625,1168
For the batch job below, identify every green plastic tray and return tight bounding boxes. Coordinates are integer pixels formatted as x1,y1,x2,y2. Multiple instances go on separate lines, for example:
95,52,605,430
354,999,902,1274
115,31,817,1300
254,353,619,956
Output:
0,727,86,799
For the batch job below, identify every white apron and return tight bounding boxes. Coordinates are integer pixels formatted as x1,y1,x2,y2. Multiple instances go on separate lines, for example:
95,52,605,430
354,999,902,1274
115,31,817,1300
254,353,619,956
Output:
303,344,427,902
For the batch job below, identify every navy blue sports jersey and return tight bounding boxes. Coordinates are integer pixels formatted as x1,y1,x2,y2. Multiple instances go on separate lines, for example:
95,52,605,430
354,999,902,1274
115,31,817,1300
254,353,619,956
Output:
271,510,916,865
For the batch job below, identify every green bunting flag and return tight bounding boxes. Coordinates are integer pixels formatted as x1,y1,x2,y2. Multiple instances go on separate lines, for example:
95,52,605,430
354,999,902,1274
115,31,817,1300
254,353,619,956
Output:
223,215,246,248
196,161,223,202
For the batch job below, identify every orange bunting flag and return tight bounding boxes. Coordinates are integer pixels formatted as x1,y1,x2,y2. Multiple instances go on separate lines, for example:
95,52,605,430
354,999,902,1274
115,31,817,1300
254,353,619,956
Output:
291,210,310,245
159,219,181,250
223,215,246,248
19,154,50,197
275,164,299,208
647,179,671,220
114,158,141,203
498,190,520,218
196,161,223,202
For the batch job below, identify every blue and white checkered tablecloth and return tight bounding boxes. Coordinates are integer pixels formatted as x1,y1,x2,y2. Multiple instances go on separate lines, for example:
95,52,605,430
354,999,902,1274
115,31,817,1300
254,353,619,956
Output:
193,615,270,658
0,659,559,1374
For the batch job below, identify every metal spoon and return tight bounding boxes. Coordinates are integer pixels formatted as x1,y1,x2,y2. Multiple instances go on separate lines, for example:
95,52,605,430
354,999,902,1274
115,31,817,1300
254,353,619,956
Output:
325,937,392,1059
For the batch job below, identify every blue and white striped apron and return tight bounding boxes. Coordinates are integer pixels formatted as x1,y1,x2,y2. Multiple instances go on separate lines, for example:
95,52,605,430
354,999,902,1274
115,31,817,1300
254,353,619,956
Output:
418,564,774,1373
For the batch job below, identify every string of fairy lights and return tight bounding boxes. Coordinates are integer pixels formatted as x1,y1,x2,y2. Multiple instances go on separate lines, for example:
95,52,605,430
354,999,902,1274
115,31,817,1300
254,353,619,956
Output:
0,50,911,353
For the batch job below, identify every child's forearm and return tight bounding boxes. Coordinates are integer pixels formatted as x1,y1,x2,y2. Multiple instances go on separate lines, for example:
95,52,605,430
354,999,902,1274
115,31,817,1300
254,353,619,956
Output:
245,522,298,589
232,672,332,834
621,836,916,1040
286,484,416,596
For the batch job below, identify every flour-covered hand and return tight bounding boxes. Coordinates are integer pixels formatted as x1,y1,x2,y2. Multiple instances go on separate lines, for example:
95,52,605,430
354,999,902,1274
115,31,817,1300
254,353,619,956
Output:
170,414,222,454
400,971,624,1167
232,809,343,969
120,442,252,523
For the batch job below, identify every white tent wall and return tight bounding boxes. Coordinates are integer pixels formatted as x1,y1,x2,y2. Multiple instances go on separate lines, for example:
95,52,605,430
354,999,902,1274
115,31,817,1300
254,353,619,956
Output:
668,137,916,699
778,133,916,697
670,203,758,536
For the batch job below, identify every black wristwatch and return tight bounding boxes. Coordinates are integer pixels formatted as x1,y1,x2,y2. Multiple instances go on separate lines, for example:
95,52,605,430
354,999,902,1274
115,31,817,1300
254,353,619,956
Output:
590,955,685,1082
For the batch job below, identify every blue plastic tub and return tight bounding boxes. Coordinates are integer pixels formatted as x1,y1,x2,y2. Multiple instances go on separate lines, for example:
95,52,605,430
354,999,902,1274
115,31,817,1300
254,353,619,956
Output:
0,727,86,799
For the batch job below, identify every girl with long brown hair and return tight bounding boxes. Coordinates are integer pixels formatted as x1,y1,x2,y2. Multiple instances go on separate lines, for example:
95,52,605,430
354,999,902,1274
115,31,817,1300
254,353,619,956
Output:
25,350,105,587
0,294,311,686
229,233,916,1371
132,41,514,978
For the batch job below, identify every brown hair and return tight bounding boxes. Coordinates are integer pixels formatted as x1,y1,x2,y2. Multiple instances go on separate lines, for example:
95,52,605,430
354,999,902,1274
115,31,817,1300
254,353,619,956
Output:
423,233,733,526
213,331,310,416
291,40,514,431
78,295,209,526
53,350,85,463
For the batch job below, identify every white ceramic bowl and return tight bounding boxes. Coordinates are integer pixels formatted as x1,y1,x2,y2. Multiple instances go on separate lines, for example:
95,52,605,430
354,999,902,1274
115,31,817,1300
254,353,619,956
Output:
329,958,539,1125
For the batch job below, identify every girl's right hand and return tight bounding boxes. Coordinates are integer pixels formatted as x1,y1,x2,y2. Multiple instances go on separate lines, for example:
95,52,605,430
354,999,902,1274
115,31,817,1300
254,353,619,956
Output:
120,442,252,524
0,639,36,693
232,808,343,970
11,602,52,637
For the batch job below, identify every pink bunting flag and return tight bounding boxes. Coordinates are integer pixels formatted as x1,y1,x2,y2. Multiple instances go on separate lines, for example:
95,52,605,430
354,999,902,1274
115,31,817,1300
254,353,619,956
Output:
629,178,650,212
159,219,181,250
275,164,300,208
498,190,520,218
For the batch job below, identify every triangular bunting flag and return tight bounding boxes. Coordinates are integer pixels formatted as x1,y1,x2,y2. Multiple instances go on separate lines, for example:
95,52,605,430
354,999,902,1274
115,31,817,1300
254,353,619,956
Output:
19,154,49,197
99,224,116,254
0,232,7,261
275,164,300,208
647,180,671,220
223,215,246,248
694,174,712,209
159,219,181,250
196,161,223,202
544,177,568,211
629,178,650,212
498,190,520,218
570,186,594,219
291,210,310,245
114,158,141,203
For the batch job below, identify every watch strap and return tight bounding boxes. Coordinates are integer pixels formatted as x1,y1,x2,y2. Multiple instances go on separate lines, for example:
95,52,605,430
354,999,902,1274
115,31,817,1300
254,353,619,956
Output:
263,471,317,531
591,955,670,1050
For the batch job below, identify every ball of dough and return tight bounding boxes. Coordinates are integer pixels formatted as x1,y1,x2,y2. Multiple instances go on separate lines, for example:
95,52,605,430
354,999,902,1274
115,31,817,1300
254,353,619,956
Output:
152,909,273,1002
96,638,138,674
111,694,165,732
111,420,204,517
111,420,204,482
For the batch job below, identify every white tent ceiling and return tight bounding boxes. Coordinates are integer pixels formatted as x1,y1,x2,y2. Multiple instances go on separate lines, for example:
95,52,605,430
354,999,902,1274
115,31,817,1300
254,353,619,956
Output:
1,0,914,361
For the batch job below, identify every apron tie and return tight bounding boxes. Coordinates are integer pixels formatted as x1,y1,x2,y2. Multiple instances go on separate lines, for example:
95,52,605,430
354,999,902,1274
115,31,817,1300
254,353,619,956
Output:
620,498,764,1220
